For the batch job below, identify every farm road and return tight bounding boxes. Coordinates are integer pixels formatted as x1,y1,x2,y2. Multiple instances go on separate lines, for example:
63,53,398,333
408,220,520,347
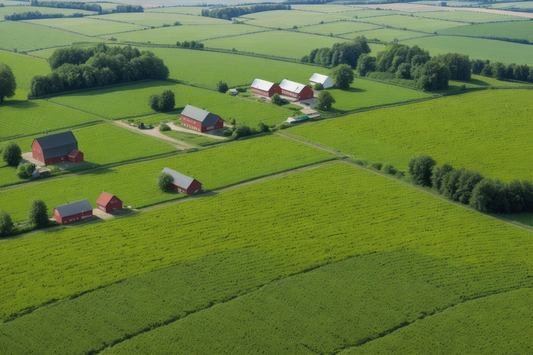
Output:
113,121,194,150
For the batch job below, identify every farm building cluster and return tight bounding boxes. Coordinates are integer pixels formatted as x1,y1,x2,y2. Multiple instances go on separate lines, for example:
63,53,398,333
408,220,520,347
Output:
53,192,122,225
250,73,332,100
32,131,84,165
181,104,224,132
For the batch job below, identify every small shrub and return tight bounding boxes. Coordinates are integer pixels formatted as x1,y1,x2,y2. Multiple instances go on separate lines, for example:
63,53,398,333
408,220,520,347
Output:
372,162,383,171
353,159,367,166
174,21,181,26
159,124,171,132
279,123,291,130
28,199,48,228
313,83,324,90
0,210,13,237
2,142,22,167
138,122,146,129
17,162,35,179
157,172,173,192
271,93,283,105
383,164,397,175
217,81,228,93
236,87,247,93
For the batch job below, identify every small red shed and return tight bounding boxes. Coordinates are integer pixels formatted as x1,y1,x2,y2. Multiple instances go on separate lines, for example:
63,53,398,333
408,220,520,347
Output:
68,150,84,163
251,78,282,97
162,167,202,194
53,199,93,225
279,79,314,100
96,191,123,213
181,105,224,133
32,131,83,165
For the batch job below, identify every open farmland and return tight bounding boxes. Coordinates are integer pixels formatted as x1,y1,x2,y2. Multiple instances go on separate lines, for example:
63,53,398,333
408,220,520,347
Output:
417,10,527,23
92,13,229,27
0,21,96,52
162,130,226,147
48,81,294,125
490,1,533,9
344,288,533,354
0,135,335,222
302,21,380,35
23,17,146,36
237,10,348,28
144,6,207,15
353,28,428,41
438,20,533,42
0,163,531,354
0,50,50,100
363,14,469,32
335,10,402,18
289,90,533,181
0,6,97,19
292,4,356,12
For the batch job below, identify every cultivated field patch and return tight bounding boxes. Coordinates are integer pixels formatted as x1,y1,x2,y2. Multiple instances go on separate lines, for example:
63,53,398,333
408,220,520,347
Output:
302,21,380,35
23,17,145,36
0,6,97,19
92,13,229,27
438,20,533,42
354,28,428,41
417,10,527,23
292,4,355,13
145,6,208,15
0,50,50,100
363,14,469,32
238,10,346,28
334,10,402,18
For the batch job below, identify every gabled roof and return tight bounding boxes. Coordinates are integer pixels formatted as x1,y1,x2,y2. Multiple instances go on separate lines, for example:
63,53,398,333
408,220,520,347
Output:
181,105,220,127
279,79,308,94
55,199,92,217
68,150,82,158
162,167,197,189
33,131,78,159
251,78,276,92
97,191,120,206
309,73,331,84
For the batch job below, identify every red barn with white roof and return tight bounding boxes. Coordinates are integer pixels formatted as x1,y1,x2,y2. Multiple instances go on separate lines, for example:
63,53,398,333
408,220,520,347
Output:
250,79,281,97
279,79,314,100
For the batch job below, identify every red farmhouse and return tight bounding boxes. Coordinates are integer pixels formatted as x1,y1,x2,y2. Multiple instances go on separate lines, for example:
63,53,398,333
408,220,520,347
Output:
279,79,314,100
162,167,202,194
181,105,224,132
32,131,83,165
53,199,93,225
250,78,281,97
96,191,123,213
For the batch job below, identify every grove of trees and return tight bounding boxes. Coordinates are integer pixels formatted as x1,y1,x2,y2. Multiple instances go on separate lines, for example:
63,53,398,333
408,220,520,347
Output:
301,37,371,69
148,90,175,112
0,63,16,103
4,11,83,21
30,0,103,13
331,64,354,89
472,59,533,82
201,4,290,20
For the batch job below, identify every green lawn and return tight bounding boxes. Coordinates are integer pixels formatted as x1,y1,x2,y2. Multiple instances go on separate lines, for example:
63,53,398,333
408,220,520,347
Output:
23,17,145,36
0,21,97,52
438,20,533,42
363,14,469,32
288,89,533,181
302,21,380,35
92,13,229,27
0,50,50,100
417,10,528,23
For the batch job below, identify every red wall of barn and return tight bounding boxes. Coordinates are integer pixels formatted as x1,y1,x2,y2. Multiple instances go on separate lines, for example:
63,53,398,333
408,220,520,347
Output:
251,87,268,96
298,86,314,100
200,118,224,133
98,197,123,213
54,209,93,225
269,84,282,96
68,151,84,163
181,115,203,132
32,141,45,164
169,180,202,195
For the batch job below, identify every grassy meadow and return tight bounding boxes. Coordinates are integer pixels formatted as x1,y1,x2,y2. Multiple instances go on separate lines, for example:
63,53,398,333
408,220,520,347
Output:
162,130,226,147
92,13,229,27
238,10,347,28
0,163,531,353
418,10,527,23
289,90,533,181
438,20,533,42
24,17,146,36
0,50,50,100
363,14,469,32
0,6,97,19
144,6,207,15
300,21,380,35
354,28,428,41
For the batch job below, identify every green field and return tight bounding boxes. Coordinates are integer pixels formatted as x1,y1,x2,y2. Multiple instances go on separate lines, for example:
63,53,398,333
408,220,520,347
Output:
490,1,533,9
292,4,355,12
93,13,229,27
438,20,533,42
302,21,379,35
335,10,402,18
363,14,469,32
0,50,50,100
0,135,335,222
344,289,533,354
0,100,102,141
0,6,97,19
289,90,533,181
202,30,348,59
356,28,428,41
162,130,227,147
0,21,96,52
49,81,295,125
447,73,533,91
417,10,527,23
24,17,145,36
238,10,348,28
108,24,264,44
402,35,533,64
0,163,531,353
145,6,208,15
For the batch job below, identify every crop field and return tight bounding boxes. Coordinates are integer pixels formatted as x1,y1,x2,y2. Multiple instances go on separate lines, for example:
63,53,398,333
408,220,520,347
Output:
363,14,469,32
109,24,263,44
302,21,380,35
0,21,96,52
145,6,208,15
237,10,348,28
0,135,335,222
0,164,531,353
202,31,348,59
0,6,97,19
417,10,527,23
23,17,145,36
289,90,533,181
49,81,295,125
0,162,25,187
344,288,533,354
0,50,50,100
449,73,533,89
334,10,402,18
355,28,428,41
92,13,229,27
438,20,533,42
490,1,533,9
292,4,355,12
162,130,227,147
0,100,102,141
402,35,533,64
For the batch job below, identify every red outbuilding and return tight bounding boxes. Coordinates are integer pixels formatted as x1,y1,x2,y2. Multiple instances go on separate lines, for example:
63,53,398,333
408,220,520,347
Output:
32,131,83,165
53,199,93,225
96,191,123,213
250,78,282,97
162,167,202,194
279,79,314,100
181,105,224,132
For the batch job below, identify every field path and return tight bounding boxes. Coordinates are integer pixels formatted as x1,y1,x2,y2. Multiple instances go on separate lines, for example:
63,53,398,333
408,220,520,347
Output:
112,121,195,150
166,122,227,140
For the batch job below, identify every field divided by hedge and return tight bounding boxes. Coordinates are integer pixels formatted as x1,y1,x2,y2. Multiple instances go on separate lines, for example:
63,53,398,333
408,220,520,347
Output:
289,89,533,181
0,50,51,100
0,163,531,353
363,14,470,32
0,135,335,222
438,20,533,42
24,17,145,36
92,12,230,27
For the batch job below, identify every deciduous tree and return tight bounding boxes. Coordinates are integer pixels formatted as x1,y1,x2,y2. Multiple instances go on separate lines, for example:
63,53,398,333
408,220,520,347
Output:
316,91,335,110
331,64,354,89
408,155,436,187
0,63,16,103
28,199,48,228
0,210,13,237
2,142,22,166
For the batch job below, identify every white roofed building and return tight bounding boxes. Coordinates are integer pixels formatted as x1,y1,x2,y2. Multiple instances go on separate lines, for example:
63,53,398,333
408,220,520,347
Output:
309,73,334,89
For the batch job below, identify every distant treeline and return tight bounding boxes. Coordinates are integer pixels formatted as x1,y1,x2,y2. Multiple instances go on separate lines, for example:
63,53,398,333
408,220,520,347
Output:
30,0,103,13
201,4,290,20
116,4,143,13
4,11,83,20
282,0,330,3
29,44,169,97
176,41,204,49
301,36,371,69
473,59,533,83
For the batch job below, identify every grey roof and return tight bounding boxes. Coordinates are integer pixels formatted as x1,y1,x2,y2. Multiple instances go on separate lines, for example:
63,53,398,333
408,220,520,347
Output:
181,105,220,127
55,199,92,217
34,131,78,159
162,167,196,189
279,79,308,94
251,78,276,92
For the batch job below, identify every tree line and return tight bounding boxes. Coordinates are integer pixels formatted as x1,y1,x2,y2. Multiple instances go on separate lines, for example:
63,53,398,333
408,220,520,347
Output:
408,155,533,214
30,0,103,13
116,4,143,13
201,4,290,20
4,11,84,20
300,37,371,69
472,59,533,83
29,43,169,97
176,40,204,49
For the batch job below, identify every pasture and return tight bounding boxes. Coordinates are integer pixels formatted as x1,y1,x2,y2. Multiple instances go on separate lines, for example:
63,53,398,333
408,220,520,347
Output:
438,20,533,42
417,10,528,23
237,10,347,28
92,13,230,27
0,163,531,353
48,81,294,125
288,89,533,181
402,35,533,64
23,17,145,36
0,21,96,52
302,21,380,35
334,10,402,18
0,50,50,100
0,135,335,223
162,130,226,147
0,6,97,19
145,6,207,15
490,1,533,9
363,14,469,32
292,4,355,12
354,28,428,41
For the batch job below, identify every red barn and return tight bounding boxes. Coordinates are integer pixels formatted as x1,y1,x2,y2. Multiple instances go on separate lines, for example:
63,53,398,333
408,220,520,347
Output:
181,105,224,132
250,78,281,97
32,131,83,165
162,167,202,194
279,79,314,100
53,199,93,225
96,191,123,213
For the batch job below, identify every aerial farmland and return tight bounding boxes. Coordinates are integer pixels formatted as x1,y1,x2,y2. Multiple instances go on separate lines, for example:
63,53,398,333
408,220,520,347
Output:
0,0,532,354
